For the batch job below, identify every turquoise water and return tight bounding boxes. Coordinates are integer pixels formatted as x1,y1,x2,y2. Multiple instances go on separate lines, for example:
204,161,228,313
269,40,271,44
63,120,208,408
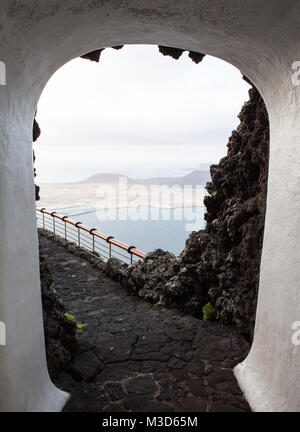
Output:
51,205,206,256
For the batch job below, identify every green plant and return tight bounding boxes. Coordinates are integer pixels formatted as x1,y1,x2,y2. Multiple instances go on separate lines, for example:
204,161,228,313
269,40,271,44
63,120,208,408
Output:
202,302,217,321
153,301,166,308
76,322,88,334
65,313,75,322
65,313,88,336
153,295,166,308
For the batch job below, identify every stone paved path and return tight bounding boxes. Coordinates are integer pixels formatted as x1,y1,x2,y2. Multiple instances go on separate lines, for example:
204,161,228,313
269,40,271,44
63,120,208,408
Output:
39,235,251,412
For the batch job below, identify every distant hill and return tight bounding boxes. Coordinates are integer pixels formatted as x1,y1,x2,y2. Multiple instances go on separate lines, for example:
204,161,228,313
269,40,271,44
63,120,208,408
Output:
138,170,211,187
80,173,135,184
79,170,211,187
38,170,210,209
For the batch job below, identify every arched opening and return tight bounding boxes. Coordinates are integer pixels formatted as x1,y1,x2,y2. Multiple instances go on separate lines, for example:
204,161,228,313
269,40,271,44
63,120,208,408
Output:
34,44,252,255
1,1,299,413
33,44,268,412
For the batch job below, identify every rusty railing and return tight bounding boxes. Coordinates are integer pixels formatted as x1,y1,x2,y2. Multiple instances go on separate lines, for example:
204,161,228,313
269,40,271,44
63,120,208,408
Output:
36,207,145,264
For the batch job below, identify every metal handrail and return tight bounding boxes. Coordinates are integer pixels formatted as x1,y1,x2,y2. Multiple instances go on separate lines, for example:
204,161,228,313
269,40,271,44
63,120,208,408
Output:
36,207,145,264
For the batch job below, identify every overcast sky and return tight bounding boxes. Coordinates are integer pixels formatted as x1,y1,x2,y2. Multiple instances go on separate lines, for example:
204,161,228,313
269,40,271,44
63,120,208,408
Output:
34,45,250,183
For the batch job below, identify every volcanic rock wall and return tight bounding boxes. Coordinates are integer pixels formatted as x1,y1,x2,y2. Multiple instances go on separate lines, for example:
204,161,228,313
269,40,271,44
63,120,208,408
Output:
33,117,41,200
40,255,78,379
124,81,269,341
34,119,78,379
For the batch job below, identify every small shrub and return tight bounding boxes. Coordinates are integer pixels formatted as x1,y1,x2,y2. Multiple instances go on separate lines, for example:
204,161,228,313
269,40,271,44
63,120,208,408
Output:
65,313,75,322
65,313,88,336
202,302,217,321
76,322,88,334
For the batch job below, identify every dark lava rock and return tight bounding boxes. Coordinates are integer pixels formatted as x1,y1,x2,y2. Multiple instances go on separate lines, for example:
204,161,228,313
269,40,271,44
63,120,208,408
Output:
125,375,159,398
125,249,179,303
33,117,41,200
123,80,269,341
81,48,105,63
94,335,136,363
176,396,207,412
158,45,206,64
40,255,78,379
62,382,108,412
158,45,185,60
104,382,125,402
123,394,171,412
188,51,206,64
185,378,208,397
33,118,41,142
70,351,102,382
80,46,123,62
105,257,128,281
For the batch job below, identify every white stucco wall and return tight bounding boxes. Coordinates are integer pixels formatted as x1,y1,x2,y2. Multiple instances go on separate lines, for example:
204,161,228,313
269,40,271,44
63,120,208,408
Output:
0,0,300,411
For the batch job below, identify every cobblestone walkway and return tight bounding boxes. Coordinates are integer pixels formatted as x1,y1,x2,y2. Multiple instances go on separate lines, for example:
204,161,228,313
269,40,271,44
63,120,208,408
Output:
39,235,251,412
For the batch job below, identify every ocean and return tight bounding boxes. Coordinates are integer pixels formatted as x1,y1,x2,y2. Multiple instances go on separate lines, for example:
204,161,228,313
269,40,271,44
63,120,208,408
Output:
50,205,206,256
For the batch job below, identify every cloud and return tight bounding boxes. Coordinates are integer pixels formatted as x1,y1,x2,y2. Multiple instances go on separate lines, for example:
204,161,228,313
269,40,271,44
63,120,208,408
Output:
34,45,250,182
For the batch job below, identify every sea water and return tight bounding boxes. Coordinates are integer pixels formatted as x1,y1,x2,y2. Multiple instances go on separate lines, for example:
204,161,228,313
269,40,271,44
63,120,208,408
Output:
51,205,206,256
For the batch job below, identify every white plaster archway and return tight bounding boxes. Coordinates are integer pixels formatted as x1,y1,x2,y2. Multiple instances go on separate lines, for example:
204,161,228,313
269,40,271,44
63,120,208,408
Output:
0,0,300,411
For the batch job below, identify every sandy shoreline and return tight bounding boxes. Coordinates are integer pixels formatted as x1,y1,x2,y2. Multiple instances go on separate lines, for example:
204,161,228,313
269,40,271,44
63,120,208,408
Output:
38,182,207,210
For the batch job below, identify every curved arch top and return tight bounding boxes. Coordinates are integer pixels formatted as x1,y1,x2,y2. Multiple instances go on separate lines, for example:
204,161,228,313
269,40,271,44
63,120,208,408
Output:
0,0,300,411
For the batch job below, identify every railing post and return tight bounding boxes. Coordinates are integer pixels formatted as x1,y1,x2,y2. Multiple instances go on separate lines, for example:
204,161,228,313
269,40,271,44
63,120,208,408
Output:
75,222,82,247
40,208,46,230
106,236,114,260
127,246,136,265
90,229,97,253
51,212,57,238
62,216,68,244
